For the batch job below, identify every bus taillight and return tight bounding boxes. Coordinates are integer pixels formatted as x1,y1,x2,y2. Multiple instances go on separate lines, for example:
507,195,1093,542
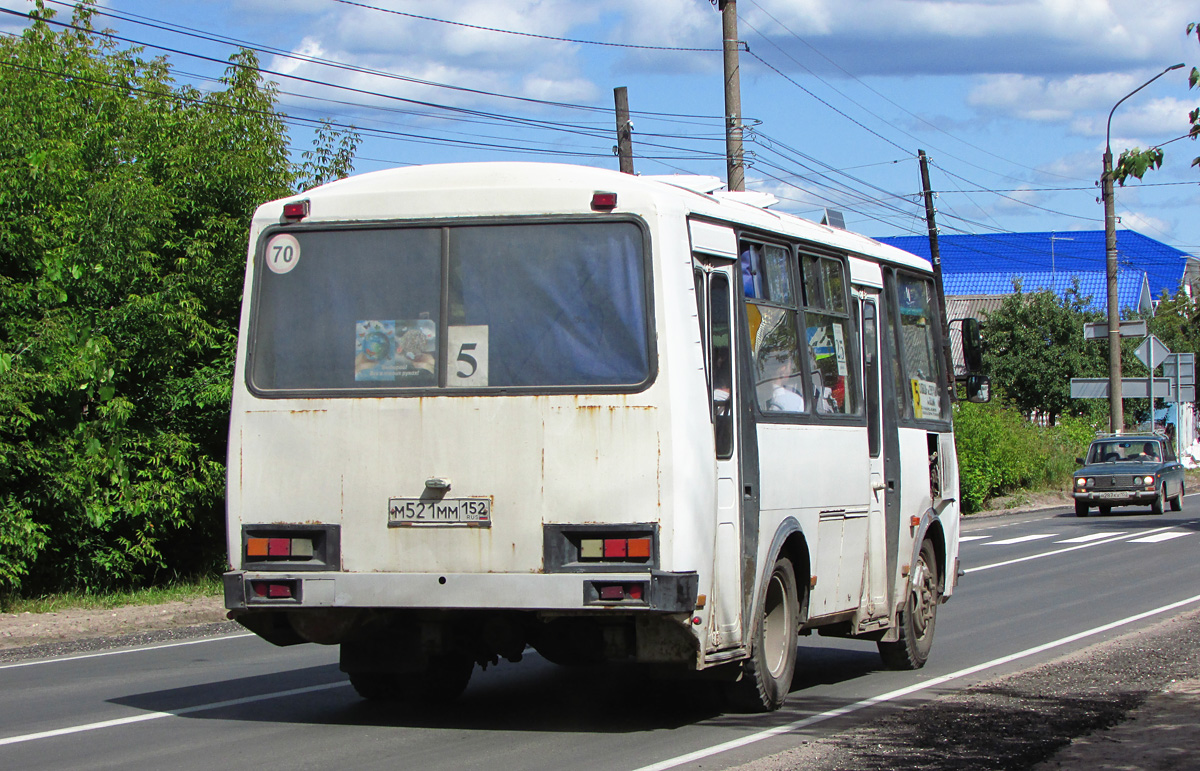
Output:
282,199,309,221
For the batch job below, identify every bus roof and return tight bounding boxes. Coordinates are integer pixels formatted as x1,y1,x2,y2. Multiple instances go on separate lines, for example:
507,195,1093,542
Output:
261,162,930,273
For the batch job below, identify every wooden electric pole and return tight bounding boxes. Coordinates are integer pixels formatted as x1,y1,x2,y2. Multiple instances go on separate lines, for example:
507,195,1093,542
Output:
719,0,744,191
919,150,955,396
613,87,634,175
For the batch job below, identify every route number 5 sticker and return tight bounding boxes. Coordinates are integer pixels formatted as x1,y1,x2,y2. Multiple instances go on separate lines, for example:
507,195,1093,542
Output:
265,234,301,274
447,325,489,387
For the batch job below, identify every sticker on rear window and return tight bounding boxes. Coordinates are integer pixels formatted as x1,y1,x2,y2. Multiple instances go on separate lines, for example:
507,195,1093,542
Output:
265,234,301,274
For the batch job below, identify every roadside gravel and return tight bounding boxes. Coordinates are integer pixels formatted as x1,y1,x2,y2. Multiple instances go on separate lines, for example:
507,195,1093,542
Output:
0,596,234,663
731,607,1200,771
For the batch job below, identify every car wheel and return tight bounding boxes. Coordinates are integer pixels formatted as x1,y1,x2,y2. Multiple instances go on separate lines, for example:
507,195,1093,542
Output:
1170,481,1184,512
878,539,940,671
1074,500,1088,517
1098,504,1111,516
1151,485,1165,516
726,556,799,712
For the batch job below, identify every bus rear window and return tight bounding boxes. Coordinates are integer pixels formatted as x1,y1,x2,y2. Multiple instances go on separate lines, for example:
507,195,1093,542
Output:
248,221,651,394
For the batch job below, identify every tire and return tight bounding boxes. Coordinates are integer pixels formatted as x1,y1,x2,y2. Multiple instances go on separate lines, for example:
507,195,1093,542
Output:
1151,485,1165,516
1170,481,1184,512
348,654,474,706
1074,500,1088,517
879,539,940,671
1098,505,1111,516
726,557,799,712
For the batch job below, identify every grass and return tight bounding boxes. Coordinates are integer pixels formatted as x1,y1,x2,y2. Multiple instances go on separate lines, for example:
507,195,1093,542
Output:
1,575,222,615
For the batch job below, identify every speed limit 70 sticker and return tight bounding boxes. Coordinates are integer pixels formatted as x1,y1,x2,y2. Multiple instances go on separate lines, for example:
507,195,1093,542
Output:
265,233,301,274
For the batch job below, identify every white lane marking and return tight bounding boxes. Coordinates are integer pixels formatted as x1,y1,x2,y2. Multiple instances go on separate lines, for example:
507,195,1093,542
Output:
1056,532,1127,544
632,593,1200,771
1129,532,1192,544
986,533,1058,546
0,633,255,672
965,525,1176,574
958,536,990,543
0,681,348,747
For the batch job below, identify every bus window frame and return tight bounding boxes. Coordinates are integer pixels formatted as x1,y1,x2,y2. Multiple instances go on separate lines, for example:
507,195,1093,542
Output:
883,266,952,429
245,214,658,399
798,250,863,422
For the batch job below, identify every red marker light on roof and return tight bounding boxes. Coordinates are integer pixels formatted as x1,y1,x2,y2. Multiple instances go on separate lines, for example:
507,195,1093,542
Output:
591,191,618,211
282,199,310,221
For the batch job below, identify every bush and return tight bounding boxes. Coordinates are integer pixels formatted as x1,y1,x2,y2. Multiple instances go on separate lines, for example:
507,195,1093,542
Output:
954,401,1101,512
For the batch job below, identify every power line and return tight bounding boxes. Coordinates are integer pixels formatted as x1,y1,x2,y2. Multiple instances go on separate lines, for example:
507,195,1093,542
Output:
328,0,724,52
743,48,911,156
739,0,1090,186
35,0,727,124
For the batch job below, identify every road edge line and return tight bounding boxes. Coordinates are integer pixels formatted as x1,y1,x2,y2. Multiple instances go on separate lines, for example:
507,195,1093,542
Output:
630,593,1200,771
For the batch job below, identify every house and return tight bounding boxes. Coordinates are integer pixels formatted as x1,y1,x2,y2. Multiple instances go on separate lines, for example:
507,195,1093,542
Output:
875,230,1199,314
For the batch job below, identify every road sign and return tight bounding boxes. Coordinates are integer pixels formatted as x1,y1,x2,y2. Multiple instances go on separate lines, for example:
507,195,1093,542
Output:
1070,378,1178,400
1082,320,1148,340
1134,335,1170,371
1163,353,1195,385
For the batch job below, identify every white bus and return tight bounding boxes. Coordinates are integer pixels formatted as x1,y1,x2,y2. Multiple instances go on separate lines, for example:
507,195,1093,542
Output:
224,162,985,711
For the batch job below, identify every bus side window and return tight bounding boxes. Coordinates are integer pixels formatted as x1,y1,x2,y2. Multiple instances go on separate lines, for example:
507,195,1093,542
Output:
740,243,762,298
800,255,860,415
710,274,735,459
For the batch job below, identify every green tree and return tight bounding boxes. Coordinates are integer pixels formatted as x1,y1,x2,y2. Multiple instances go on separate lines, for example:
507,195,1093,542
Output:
0,2,357,594
1113,22,1199,183
981,279,1108,424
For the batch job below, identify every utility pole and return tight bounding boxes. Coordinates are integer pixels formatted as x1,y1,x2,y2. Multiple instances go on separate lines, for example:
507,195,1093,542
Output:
1101,63,1183,434
719,0,744,191
919,150,954,396
613,86,634,175
1101,146,1123,433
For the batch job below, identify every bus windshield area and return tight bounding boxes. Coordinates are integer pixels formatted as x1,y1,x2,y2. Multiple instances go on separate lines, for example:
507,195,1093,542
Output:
249,221,651,393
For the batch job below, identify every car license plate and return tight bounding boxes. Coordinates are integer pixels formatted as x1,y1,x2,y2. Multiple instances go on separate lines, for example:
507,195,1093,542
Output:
1094,491,1127,499
388,497,491,527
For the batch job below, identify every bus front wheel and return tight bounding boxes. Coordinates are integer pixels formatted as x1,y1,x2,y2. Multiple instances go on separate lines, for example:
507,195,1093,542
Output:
878,539,939,670
726,556,799,712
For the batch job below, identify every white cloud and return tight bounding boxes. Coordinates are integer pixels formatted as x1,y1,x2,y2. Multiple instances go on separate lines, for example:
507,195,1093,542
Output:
1118,209,1172,237
263,0,605,115
735,0,1195,77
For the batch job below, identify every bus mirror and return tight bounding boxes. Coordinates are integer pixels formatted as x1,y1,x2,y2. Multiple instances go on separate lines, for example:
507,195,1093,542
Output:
961,318,984,373
966,374,990,403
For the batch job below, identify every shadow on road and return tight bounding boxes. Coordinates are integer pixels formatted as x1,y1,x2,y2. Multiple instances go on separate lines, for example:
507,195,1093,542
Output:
107,643,886,733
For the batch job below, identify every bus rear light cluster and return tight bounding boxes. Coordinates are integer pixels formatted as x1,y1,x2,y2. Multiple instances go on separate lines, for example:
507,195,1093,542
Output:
246,537,314,559
250,580,298,600
580,537,652,561
241,524,340,571
592,582,646,604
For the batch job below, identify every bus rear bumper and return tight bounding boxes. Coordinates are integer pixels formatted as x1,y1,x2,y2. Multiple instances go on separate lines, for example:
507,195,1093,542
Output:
223,569,699,614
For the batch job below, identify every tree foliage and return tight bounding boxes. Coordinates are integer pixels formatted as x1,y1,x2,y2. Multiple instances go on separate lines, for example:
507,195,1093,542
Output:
981,279,1109,424
1113,22,1199,184
0,2,357,594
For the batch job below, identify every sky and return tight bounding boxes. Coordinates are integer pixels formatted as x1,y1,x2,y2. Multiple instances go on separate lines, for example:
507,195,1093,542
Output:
2,0,1198,260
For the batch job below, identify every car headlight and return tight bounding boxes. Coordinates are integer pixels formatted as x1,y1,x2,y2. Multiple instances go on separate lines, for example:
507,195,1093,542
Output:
1143,475,1155,485
1076,477,1087,487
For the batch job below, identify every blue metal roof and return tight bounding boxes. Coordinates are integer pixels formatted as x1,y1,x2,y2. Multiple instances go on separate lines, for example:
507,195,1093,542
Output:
874,230,1192,313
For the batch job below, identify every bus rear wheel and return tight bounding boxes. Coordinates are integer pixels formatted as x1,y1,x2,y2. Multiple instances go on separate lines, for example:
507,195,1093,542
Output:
878,539,939,670
348,654,474,706
726,556,799,712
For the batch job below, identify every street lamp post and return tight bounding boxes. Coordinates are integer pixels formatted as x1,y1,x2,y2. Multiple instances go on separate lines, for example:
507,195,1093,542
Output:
1102,63,1185,434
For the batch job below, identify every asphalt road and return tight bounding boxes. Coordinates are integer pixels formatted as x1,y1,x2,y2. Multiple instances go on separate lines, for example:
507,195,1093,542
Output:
3,501,1199,771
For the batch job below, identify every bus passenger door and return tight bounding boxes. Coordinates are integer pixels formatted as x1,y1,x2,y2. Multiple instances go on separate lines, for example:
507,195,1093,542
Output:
695,259,746,651
860,295,889,619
